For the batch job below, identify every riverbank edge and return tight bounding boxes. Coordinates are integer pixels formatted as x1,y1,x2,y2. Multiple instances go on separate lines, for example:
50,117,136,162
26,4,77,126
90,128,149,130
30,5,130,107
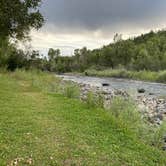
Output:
63,69,166,84
84,69,166,83
65,79,166,126
60,77,166,150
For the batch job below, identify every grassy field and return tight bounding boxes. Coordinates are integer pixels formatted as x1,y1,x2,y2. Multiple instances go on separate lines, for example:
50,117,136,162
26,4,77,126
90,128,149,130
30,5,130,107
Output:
0,70,166,165
85,69,166,83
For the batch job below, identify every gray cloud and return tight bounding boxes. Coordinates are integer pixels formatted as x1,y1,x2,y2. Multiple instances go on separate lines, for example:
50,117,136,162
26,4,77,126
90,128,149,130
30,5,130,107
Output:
30,0,166,55
41,0,166,33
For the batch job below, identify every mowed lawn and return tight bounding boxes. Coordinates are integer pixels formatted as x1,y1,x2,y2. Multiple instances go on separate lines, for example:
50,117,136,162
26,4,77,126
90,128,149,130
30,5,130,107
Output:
0,71,166,166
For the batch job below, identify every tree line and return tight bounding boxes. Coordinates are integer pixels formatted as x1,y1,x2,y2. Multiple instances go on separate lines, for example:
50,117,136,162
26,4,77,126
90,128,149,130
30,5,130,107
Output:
1,1,166,72
44,30,166,73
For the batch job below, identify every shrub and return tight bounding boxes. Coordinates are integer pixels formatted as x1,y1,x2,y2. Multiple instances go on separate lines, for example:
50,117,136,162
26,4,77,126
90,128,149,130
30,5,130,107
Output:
85,91,104,108
63,83,80,98
157,71,166,83
108,97,154,142
151,122,166,149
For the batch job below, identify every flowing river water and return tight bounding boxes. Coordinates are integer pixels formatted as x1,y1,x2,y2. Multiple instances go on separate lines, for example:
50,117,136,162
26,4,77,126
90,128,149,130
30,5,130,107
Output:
59,75,166,97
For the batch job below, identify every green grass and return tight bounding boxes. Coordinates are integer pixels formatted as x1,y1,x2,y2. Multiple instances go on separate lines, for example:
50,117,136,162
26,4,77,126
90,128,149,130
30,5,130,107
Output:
0,70,166,165
85,69,166,83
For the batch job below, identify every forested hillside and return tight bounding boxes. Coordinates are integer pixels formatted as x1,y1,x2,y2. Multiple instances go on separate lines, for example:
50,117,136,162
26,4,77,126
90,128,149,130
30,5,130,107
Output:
67,30,166,72
32,30,166,73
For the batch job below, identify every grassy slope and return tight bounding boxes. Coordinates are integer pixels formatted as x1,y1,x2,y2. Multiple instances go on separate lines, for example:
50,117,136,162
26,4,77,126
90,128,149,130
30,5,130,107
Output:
0,70,166,166
85,69,166,83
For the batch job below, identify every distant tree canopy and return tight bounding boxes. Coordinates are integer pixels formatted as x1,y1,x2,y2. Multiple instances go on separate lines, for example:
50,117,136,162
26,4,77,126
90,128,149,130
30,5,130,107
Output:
0,0,44,39
65,30,166,72
48,48,61,61
40,30,166,73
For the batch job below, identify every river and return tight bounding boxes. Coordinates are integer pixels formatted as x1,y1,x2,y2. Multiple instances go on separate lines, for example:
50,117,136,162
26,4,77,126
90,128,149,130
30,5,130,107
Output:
59,75,166,97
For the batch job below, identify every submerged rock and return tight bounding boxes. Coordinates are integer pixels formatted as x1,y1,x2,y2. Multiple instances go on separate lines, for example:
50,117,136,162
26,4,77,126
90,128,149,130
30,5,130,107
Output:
102,83,110,87
138,88,146,93
149,92,155,95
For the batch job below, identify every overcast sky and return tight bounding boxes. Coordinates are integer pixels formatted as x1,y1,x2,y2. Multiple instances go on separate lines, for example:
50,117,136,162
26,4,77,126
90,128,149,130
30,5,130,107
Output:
30,0,166,56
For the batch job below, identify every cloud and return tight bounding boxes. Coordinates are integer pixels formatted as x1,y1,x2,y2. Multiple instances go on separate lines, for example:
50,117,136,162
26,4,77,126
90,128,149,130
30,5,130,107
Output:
41,0,166,32
30,30,112,55
30,0,166,55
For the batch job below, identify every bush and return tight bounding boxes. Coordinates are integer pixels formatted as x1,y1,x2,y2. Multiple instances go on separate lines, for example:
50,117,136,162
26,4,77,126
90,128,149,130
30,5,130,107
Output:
85,91,104,108
109,98,142,125
157,71,166,83
108,97,154,142
85,68,166,83
151,122,166,149
63,83,80,98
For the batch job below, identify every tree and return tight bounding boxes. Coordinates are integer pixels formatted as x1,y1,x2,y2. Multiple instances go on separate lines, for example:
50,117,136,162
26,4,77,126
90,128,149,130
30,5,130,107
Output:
7,49,27,71
0,0,44,39
100,47,114,68
79,47,89,71
0,37,11,67
133,45,150,70
48,48,61,61
113,33,122,43
47,48,61,72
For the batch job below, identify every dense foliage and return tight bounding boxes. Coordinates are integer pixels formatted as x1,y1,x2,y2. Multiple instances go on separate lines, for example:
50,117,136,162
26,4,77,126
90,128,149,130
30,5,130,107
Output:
0,0,44,39
43,30,166,73
67,30,166,72
19,30,166,73
0,0,44,71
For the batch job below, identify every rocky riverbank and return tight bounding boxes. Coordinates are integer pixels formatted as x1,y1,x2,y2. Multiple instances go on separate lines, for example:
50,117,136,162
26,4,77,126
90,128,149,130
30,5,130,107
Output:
60,77,166,150
78,83,166,126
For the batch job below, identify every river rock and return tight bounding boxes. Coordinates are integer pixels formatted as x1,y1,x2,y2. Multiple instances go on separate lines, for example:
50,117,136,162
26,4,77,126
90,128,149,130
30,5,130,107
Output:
77,80,166,126
102,83,110,87
138,88,146,93
162,145,166,151
149,92,155,95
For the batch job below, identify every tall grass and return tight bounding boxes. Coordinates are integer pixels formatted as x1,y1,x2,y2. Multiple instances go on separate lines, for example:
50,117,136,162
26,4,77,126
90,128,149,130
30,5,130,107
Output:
83,92,154,144
85,91,104,108
62,82,80,98
8,69,61,93
85,69,166,83
151,122,166,149
108,98,151,140
107,97,166,148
